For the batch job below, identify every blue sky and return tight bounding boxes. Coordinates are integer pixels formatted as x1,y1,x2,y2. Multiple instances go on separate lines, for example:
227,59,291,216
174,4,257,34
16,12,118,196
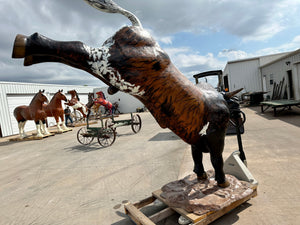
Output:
1,0,300,87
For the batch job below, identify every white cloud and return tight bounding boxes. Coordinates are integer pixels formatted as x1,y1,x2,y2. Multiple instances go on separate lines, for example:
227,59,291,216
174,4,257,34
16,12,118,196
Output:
1,0,300,86
164,47,226,80
158,36,173,45
218,49,251,61
256,35,300,56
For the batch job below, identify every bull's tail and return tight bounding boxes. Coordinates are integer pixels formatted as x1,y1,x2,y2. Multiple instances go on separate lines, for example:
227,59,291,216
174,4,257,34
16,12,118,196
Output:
83,0,142,27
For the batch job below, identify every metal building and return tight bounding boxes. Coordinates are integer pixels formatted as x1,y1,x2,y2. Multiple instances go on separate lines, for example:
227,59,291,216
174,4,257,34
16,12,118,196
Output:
260,49,300,100
0,82,99,137
223,52,290,97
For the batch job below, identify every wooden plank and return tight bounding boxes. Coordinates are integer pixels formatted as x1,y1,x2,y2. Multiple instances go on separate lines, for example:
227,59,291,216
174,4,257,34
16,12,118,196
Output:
153,190,203,223
124,203,156,225
51,129,72,134
133,196,156,209
9,132,55,142
149,207,175,224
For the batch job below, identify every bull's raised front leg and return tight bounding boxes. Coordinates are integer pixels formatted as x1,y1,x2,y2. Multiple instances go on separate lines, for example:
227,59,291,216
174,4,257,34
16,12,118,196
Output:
11,33,114,87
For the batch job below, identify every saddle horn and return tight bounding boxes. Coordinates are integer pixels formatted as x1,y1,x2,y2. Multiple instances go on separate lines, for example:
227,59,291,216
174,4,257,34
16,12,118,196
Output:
224,88,243,99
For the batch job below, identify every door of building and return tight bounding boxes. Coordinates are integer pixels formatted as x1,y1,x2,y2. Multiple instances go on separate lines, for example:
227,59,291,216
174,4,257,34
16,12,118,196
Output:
287,70,294,99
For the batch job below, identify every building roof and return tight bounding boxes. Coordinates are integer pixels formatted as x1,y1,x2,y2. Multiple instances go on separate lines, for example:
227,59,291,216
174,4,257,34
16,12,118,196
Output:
259,48,300,68
226,51,292,66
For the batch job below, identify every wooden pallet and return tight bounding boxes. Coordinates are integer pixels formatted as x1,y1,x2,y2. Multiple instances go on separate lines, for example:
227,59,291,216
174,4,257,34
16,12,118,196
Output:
50,129,72,134
9,133,55,142
125,185,257,225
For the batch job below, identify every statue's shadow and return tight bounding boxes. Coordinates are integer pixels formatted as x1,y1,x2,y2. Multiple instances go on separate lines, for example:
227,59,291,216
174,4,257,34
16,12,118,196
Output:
149,131,180,141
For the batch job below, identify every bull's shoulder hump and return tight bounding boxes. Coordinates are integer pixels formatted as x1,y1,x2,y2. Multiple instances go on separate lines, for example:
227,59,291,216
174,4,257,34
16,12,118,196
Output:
112,26,156,47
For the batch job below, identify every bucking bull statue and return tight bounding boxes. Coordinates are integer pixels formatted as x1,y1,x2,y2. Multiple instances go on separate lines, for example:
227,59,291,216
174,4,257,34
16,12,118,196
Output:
12,0,241,188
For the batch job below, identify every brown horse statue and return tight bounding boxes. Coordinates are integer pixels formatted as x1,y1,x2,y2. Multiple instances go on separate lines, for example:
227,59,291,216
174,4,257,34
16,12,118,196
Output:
43,90,71,133
14,90,50,138
11,0,244,187
65,90,88,120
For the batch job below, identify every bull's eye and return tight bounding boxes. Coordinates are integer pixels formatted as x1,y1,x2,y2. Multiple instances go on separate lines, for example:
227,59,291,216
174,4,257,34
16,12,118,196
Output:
152,62,161,71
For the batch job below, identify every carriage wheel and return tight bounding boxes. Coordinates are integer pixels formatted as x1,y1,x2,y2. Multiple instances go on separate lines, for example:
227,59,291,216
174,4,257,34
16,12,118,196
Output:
131,114,142,133
97,128,116,147
77,127,94,145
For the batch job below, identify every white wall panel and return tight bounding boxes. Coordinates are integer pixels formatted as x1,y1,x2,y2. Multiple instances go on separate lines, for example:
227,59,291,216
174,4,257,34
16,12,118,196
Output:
7,95,36,135
0,82,99,137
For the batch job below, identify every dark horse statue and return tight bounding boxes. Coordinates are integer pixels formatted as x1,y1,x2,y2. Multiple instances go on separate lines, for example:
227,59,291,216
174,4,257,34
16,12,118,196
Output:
14,90,50,138
43,89,70,133
12,0,241,187
65,89,88,120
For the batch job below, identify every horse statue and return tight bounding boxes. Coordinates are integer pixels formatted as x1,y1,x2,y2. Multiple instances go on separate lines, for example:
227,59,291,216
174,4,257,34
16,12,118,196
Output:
65,89,88,121
94,91,113,115
11,0,244,187
43,90,71,133
13,90,50,138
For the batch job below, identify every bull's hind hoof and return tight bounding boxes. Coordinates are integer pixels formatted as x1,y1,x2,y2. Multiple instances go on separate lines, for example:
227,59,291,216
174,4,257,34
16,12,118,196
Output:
197,172,208,180
217,180,230,188
12,34,27,58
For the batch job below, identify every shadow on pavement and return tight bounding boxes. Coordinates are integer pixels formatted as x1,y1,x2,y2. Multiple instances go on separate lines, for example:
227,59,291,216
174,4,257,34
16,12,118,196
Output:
65,143,106,152
149,132,180,141
210,202,252,225
246,106,300,128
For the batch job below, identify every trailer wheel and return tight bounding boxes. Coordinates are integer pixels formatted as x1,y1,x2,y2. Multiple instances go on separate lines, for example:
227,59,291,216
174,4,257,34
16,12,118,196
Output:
77,127,94,145
97,128,116,147
131,114,142,133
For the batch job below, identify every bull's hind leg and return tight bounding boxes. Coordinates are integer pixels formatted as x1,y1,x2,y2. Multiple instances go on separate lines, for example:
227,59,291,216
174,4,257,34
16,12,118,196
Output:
206,129,230,188
191,138,209,180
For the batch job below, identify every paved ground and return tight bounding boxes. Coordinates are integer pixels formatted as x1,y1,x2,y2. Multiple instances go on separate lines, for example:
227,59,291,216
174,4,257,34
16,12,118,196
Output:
0,113,187,225
0,106,300,225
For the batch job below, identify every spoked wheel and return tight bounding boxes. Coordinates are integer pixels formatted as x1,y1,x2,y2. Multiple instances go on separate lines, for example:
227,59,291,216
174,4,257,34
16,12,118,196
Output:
77,127,94,145
131,114,142,133
97,128,116,147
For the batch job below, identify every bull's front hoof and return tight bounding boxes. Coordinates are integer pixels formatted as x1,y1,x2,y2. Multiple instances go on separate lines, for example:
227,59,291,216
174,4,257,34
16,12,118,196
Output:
217,180,230,188
12,34,27,58
197,172,208,180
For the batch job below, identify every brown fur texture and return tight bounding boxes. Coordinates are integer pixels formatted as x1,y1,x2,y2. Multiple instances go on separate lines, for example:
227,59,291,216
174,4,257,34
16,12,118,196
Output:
108,27,229,144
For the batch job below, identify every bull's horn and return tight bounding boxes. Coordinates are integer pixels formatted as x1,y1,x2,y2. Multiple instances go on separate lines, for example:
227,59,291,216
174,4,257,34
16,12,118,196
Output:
83,0,142,27
224,88,243,99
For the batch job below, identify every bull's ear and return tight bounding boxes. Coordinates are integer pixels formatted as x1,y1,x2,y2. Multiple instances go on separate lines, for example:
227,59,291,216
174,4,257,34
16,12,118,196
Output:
42,89,45,93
